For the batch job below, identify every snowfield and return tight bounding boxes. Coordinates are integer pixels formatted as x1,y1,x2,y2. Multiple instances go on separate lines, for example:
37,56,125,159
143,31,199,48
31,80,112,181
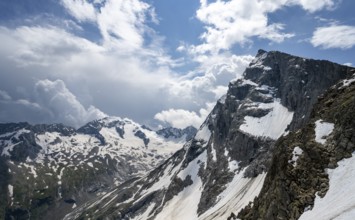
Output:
239,99,294,139
300,152,355,220
200,169,266,220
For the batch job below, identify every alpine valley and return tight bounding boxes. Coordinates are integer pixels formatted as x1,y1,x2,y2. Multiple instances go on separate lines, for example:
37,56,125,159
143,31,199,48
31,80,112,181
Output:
2,50,355,220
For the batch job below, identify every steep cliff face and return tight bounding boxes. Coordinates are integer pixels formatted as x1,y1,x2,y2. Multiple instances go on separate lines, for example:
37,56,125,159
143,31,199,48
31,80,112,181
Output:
238,73,355,220
64,50,354,220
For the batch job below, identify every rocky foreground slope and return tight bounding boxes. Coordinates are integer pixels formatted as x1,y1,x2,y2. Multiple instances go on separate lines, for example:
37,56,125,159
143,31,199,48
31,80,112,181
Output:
1,117,196,219
63,50,355,220
238,70,355,220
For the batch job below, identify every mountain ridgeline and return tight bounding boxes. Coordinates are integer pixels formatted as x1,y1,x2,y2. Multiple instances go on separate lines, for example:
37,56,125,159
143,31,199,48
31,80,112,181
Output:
2,50,355,220
0,117,196,219
62,50,355,220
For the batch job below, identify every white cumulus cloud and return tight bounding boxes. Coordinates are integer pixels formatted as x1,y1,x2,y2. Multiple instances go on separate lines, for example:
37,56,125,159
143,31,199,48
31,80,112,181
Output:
0,79,107,128
166,54,253,107
34,79,107,128
61,0,158,52
192,0,337,55
154,103,214,129
2,0,340,129
61,0,97,22
293,0,336,12
311,25,355,49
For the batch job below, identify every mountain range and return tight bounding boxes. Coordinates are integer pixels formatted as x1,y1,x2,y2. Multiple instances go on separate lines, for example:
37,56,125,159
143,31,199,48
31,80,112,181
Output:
0,117,196,219
2,50,355,220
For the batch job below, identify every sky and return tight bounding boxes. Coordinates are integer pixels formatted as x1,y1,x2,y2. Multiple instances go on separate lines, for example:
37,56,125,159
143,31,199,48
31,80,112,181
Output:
0,0,354,129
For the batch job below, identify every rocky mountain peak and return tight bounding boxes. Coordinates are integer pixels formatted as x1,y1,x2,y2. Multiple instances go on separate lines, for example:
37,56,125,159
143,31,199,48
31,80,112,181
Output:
237,49,353,130
3,50,355,220
61,50,355,220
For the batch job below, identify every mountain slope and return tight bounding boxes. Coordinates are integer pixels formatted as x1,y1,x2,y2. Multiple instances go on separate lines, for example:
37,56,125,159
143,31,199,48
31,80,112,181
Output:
238,72,355,220
64,50,354,220
1,117,195,220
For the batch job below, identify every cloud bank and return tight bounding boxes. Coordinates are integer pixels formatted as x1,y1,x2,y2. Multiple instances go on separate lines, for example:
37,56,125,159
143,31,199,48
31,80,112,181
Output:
0,79,106,128
0,0,347,129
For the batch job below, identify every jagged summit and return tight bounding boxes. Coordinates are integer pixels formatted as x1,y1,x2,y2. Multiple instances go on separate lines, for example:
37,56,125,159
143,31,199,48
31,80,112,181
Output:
234,49,351,130
61,51,354,220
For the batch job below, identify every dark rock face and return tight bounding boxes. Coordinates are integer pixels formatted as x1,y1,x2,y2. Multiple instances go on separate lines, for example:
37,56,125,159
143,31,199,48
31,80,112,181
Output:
245,50,351,130
156,126,198,141
0,157,9,218
32,124,76,136
77,120,106,145
134,130,150,146
238,72,355,220
62,50,354,220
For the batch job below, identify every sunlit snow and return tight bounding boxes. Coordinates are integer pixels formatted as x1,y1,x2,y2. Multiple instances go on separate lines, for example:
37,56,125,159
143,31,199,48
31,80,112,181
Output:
239,99,294,139
8,184,14,205
314,120,334,144
154,151,207,220
288,146,303,167
200,168,266,220
339,74,355,89
195,124,211,146
299,152,355,220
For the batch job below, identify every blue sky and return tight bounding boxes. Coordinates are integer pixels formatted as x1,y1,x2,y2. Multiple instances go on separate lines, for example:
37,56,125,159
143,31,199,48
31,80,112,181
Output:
0,0,354,128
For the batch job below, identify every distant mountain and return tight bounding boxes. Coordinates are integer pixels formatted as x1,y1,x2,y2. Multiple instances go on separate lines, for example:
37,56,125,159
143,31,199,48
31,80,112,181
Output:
0,116,196,219
156,126,197,141
62,50,355,220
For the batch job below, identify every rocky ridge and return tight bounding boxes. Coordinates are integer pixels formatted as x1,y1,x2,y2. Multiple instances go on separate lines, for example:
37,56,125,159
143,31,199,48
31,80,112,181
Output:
63,50,354,220
237,71,355,220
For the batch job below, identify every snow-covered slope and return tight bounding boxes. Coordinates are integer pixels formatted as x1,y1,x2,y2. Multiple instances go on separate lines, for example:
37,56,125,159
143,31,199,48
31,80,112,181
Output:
63,50,354,220
1,117,195,219
239,67,355,220
299,153,355,220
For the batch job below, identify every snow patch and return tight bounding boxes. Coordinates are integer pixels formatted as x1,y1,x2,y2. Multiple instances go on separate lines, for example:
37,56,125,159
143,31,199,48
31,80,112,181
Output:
2,142,22,156
249,52,271,71
200,169,266,220
239,99,294,139
228,160,239,172
8,184,13,197
21,163,38,178
288,146,303,167
250,52,268,67
339,75,355,89
8,184,14,206
178,150,207,180
155,151,207,220
195,125,211,145
314,120,334,144
241,79,258,86
211,143,217,161
299,152,355,220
